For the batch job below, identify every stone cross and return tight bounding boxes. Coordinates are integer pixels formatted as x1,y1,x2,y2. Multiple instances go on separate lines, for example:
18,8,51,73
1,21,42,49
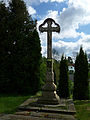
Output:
38,18,60,105
39,18,60,59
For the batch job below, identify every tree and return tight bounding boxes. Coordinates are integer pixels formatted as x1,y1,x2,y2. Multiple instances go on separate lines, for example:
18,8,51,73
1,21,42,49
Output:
68,57,73,64
0,0,41,95
58,55,69,98
0,2,10,93
28,30,41,94
39,57,47,88
73,47,89,100
8,0,41,94
53,59,60,86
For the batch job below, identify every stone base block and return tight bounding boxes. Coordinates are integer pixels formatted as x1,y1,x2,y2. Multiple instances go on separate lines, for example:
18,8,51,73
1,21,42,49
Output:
37,91,60,105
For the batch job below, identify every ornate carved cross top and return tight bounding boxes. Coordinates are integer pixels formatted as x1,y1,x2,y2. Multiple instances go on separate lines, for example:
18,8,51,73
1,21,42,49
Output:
39,18,60,59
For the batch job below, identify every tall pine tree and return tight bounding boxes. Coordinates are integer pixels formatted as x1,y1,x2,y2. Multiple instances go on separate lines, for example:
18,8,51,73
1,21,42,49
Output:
73,47,89,100
58,55,69,98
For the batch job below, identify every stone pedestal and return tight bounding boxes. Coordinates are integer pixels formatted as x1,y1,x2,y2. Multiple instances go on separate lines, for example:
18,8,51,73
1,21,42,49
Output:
37,90,60,105
37,59,60,105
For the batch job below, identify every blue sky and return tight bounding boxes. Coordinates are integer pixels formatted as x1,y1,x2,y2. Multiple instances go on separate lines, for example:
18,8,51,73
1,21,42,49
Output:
1,0,90,59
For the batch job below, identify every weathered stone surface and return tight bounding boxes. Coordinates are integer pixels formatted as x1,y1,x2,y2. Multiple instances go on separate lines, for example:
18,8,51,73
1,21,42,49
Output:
19,97,76,115
0,113,76,120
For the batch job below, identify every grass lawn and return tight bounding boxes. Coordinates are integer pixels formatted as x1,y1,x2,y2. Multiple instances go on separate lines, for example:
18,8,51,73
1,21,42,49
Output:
0,96,90,120
0,91,90,120
0,92,41,114
0,95,30,114
74,100,90,120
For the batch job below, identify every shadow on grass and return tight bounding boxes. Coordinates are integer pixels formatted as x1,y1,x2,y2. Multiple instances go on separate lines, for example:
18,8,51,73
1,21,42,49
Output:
0,91,42,114
0,94,32,114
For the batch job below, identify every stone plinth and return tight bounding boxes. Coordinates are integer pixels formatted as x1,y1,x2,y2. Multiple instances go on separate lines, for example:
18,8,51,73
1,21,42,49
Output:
17,97,76,120
37,60,60,105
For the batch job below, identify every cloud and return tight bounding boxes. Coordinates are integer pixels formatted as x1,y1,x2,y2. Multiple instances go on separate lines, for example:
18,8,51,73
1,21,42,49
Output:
0,0,10,3
59,7,85,38
52,33,90,57
51,0,65,2
24,0,66,6
39,0,90,39
0,0,10,6
1,0,90,57
68,0,90,11
53,40,78,56
40,0,49,3
24,0,50,6
40,0,65,3
38,0,90,57
24,0,40,6
28,6,36,15
68,0,90,25
38,6,85,39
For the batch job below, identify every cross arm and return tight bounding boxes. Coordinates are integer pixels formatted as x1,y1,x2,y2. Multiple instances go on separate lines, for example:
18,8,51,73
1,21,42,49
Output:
39,26,60,33
51,26,60,33
39,26,48,33
53,22,60,33
39,18,60,33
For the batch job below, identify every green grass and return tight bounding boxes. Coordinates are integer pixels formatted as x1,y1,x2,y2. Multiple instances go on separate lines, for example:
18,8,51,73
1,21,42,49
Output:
74,78,90,120
74,100,90,120
0,91,42,114
0,95,30,114
0,92,90,120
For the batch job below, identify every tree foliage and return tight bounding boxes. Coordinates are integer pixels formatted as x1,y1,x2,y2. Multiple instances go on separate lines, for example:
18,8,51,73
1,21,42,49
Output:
73,47,89,100
0,2,10,93
0,0,41,95
58,55,69,98
53,59,60,86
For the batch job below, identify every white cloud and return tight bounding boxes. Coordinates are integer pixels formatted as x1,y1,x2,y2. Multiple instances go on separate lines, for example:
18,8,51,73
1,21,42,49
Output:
51,0,65,2
40,0,66,3
0,0,10,6
47,10,59,21
24,0,40,6
68,0,90,25
28,6,36,15
38,8,84,39
46,0,90,39
0,0,10,3
68,0,90,11
1,0,90,57
59,6,85,38
24,0,66,6
40,0,49,3
38,0,90,57
52,33,90,58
